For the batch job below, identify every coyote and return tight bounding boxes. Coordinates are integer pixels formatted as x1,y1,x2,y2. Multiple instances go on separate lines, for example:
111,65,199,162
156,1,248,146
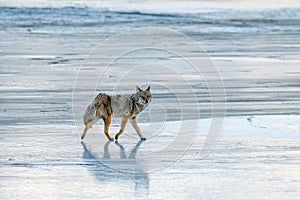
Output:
81,86,152,141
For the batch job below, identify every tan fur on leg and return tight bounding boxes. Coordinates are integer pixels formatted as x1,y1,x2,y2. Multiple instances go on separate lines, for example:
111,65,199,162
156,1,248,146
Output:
115,116,129,140
103,114,114,141
130,117,145,140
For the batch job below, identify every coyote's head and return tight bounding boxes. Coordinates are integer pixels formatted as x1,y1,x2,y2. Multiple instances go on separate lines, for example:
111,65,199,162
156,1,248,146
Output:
136,86,152,104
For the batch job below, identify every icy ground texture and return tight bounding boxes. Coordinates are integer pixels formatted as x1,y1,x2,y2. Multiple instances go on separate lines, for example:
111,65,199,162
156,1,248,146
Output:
1,116,300,199
1,3,300,199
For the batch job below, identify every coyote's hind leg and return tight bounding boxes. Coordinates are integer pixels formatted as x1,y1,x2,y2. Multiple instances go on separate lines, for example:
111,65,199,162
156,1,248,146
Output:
103,114,114,141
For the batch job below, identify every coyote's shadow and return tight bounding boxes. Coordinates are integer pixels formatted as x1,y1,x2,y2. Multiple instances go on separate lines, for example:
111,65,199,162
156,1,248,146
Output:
81,140,149,196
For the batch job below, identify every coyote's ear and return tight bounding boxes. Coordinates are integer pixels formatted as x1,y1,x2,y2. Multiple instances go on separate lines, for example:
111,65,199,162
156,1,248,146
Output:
146,86,151,91
136,86,142,92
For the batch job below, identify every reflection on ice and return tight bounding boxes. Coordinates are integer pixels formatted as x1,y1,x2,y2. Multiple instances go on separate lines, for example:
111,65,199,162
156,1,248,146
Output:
81,141,149,197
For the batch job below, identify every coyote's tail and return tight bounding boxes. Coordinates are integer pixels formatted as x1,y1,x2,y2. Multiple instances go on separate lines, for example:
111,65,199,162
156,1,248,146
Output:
83,93,112,125
83,104,96,125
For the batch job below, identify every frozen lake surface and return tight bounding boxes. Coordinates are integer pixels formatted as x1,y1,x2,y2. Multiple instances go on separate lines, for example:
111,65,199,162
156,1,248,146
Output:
1,116,300,199
1,1,300,199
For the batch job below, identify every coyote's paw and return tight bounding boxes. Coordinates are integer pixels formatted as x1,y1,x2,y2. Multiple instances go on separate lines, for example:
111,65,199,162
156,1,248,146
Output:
114,134,119,141
141,137,146,141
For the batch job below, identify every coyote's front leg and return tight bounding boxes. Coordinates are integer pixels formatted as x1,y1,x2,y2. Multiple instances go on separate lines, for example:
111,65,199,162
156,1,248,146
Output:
115,116,130,140
130,117,146,140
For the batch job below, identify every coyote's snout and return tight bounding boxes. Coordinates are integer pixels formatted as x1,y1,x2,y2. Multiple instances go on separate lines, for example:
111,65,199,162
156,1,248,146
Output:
81,86,152,141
